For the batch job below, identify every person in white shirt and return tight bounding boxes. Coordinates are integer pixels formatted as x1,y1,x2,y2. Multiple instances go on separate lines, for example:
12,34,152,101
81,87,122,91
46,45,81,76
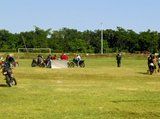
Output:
75,54,81,66
76,55,81,61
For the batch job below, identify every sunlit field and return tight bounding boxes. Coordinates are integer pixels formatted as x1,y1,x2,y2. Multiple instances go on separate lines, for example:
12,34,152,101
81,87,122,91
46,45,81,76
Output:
0,55,160,119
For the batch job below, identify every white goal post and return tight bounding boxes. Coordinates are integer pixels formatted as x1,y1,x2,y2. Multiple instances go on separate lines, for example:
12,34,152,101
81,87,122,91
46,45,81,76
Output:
17,48,52,59
18,48,51,54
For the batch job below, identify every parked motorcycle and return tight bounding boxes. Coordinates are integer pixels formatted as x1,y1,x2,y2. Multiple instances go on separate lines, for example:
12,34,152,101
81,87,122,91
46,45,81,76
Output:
68,59,85,68
31,59,46,67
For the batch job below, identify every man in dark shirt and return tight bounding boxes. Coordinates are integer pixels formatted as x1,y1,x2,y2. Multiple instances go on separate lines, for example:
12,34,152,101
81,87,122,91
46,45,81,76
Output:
116,53,122,67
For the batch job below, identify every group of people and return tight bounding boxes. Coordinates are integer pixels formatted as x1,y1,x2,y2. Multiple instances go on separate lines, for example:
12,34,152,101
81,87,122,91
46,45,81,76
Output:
33,53,82,68
45,53,69,61
33,54,58,68
115,52,160,74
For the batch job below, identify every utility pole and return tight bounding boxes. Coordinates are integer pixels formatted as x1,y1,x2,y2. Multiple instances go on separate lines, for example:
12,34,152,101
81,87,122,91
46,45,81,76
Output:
101,22,103,54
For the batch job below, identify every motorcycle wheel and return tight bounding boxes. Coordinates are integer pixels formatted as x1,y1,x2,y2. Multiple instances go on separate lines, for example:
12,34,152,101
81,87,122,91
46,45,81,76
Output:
70,62,75,68
31,62,37,67
5,75,12,87
150,68,154,75
80,62,85,68
67,62,71,68
40,63,46,67
11,77,17,85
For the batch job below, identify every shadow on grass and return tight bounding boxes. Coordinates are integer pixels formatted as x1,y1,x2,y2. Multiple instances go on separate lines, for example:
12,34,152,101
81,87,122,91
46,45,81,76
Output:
0,84,8,87
137,72,149,75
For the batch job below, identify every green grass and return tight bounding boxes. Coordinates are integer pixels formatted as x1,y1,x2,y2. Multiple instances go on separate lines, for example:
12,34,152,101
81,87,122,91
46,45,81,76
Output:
0,57,160,119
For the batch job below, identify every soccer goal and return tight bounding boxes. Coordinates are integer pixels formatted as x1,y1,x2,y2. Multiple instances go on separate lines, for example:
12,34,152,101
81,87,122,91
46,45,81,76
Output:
18,48,51,54
17,48,52,59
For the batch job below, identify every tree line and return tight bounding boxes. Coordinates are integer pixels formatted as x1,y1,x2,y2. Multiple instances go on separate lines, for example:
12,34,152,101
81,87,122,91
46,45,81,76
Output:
0,26,160,53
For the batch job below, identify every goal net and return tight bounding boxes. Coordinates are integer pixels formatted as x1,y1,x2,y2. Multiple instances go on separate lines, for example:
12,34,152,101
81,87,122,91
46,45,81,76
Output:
17,48,51,59
18,48,51,54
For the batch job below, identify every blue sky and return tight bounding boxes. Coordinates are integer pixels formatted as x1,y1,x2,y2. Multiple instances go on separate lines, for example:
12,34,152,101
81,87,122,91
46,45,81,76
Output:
0,0,160,33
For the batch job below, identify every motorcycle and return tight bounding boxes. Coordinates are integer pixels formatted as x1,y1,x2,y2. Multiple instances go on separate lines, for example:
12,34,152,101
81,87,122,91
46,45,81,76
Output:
31,58,46,68
149,63,154,75
1,62,17,87
68,59,85,68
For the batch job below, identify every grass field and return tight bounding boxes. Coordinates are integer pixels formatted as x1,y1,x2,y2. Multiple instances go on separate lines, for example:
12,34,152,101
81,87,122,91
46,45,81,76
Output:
0,56,160,119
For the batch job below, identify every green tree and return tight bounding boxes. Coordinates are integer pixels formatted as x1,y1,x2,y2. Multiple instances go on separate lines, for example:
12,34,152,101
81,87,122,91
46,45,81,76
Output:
138,30,158,53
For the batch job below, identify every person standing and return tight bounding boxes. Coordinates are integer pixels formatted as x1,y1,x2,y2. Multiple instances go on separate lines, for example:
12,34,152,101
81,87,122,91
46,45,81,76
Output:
116,53,122,67
158,55,160,72
153,55,157,73
60,53,68,60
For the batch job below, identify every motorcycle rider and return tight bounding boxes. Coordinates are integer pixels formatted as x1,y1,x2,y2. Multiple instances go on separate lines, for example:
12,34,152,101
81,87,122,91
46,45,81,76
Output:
147,54,153,69
147,54,155,75
45,54,52,68
37,54,44,66
74,54,81,66
158,55,160,72
1,61,17,86
5,54,15,67
2,62,10,72
153,55,157,73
